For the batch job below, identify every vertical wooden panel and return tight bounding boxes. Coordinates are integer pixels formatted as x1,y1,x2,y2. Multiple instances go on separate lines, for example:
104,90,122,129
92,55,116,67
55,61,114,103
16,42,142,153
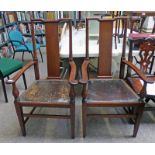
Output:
45,22,60,79
98,20,113,78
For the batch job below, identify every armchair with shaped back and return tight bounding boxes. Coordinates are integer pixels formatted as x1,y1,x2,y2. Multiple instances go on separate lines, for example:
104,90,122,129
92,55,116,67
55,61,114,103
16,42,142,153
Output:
7,19,77,138
123,40,155,112
79,17,145,137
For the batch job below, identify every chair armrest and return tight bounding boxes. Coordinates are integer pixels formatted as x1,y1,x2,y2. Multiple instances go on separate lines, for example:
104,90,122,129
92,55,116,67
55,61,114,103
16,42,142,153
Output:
69,60,78,85
122,59,154,83
6,61,37,84
79,59,90,84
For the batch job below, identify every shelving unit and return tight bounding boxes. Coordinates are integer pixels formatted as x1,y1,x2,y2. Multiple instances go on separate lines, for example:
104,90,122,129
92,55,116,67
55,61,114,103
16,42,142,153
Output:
0,11,17,57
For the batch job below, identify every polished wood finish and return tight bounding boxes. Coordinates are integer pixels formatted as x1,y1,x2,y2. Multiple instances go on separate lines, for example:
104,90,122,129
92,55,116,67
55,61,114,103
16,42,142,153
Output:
137,42,155,74
80,17,145,137
127,33,155,77
45,22,60,79
7,19,77,138
124,41,155,111
98,19,113,77
30,18,40,80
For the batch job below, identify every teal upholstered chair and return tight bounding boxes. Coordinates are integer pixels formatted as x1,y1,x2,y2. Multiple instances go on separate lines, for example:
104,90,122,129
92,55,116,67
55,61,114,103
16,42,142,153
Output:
0,57,27,102
9,30,43,62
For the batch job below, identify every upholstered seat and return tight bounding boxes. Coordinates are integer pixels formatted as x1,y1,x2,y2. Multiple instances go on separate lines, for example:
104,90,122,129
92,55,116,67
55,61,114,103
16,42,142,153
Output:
9,30,43,62
0,57,27,102
0,58,23,77
15,43,40,52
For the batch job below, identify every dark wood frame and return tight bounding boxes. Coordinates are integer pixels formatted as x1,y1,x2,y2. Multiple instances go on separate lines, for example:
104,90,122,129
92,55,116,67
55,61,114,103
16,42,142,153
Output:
79,17,145,137
125,36,155,112
6,18,77,138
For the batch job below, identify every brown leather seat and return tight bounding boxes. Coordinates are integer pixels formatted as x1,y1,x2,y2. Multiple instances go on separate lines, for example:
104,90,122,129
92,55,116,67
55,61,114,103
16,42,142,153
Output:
19,80,70,103
86,79,139,104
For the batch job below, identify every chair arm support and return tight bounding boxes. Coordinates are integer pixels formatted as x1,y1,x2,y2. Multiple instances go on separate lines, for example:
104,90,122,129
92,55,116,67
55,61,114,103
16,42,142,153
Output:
122,59,154,83
6,61,37,84
79,59,90,84
69,60,78,85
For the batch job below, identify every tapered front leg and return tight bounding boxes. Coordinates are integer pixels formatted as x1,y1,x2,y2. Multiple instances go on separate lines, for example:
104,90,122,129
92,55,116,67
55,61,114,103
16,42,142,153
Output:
14,102,26,136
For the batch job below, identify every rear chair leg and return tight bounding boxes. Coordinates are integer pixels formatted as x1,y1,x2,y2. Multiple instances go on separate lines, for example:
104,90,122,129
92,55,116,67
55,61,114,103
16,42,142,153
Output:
82,102,87,138
70,103,75,139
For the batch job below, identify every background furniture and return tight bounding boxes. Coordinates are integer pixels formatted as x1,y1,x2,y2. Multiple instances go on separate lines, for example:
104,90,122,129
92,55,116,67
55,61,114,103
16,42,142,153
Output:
128,33,155,66
80,17,145,137
7,19,77,138
126,40,155,112
0,57,27,102
9,29,43,62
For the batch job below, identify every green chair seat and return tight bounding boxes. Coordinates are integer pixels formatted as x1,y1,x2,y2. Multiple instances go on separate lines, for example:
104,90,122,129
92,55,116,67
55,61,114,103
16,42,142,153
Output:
0,58,23,78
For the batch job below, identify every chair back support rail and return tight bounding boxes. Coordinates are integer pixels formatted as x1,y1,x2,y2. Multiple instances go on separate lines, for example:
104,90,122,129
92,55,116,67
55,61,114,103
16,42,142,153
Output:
86,18,114,78
31,18,73,79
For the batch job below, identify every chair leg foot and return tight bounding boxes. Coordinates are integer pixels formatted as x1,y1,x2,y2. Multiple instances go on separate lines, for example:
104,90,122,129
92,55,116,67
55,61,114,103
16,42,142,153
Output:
1,79,8,103
133,106,144,137
14,103,26,136
70,104,75,139
82,103,87,138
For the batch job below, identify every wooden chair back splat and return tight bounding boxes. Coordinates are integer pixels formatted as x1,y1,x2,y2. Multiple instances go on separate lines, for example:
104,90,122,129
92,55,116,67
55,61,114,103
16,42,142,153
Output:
137,42,155,74
45,22,60,78
45,20,73,79
86,18,114,78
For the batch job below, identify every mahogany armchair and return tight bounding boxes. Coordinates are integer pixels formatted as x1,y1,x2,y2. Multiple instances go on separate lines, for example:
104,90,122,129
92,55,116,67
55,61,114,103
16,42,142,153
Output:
123,40,155,112
6,19,77,138
79,17,145,137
